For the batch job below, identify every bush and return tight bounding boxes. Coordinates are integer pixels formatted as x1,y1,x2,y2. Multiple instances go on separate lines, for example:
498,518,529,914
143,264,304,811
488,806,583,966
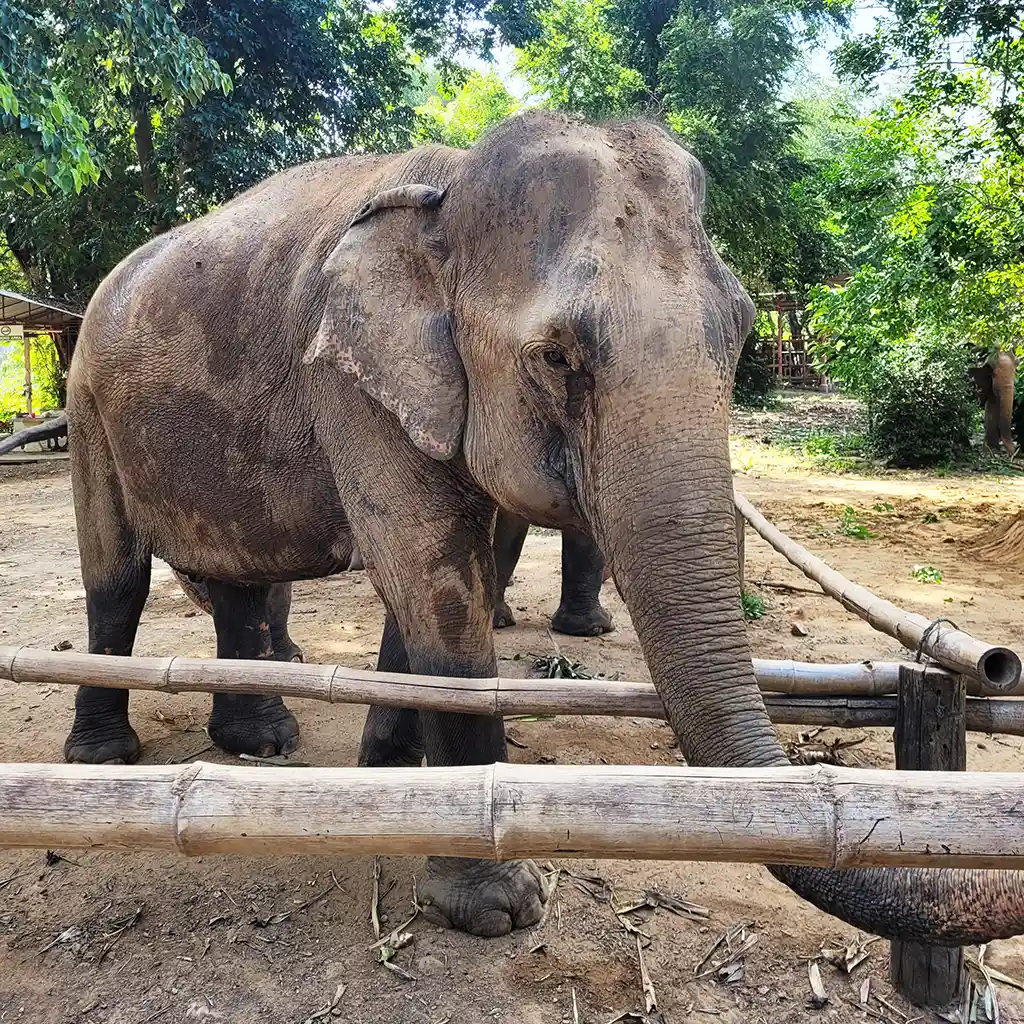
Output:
864,339,976,467
732,332,776,408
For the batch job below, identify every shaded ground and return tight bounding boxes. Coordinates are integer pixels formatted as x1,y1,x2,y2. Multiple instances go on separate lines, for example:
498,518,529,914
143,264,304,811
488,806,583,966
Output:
2,395,1024,1024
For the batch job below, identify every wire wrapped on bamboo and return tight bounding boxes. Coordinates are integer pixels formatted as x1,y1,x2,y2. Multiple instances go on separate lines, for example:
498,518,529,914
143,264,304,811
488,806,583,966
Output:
2,647,1023,735
734,491,1022,693
2,760,1023,867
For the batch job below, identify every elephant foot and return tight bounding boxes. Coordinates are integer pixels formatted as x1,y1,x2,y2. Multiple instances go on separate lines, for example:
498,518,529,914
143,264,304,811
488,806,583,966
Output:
273,643,304,663
492,598,516,630
357,706,424,767
207,695,300,757
64,718,141,765
550,603,614,637
419,857,548,937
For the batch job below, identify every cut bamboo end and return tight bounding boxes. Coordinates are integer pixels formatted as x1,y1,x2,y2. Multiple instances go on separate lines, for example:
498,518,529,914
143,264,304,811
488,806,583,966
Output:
2,761,1023,869
734,491,1023,693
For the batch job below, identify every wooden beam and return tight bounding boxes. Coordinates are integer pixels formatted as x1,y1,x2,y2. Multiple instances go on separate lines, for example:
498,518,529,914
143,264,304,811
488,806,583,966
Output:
3,647,1023,733
2,761,1024,868
890,665,967,1009
734,492,1022,693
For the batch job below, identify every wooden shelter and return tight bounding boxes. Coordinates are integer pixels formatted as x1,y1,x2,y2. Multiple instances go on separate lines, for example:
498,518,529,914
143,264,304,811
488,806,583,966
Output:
0,288,83,418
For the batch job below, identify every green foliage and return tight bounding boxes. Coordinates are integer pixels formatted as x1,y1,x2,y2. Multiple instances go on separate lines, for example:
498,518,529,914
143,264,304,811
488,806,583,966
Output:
0,0,231,194
837,506,875,539
0,334,60,420
863,337,976,468
911,565,943,584
414,72,520,148
0,0,435,301
515,0,643,119
741,591,766,620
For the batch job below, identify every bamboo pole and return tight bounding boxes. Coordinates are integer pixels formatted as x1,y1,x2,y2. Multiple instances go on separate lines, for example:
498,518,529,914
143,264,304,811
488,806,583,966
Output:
3,647,1023,733
764,694,1024,736
2,761,1023,867
734,492,1022,692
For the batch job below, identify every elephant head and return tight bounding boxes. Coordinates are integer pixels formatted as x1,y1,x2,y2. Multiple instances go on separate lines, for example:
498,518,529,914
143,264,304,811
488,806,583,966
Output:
310,111,1023,944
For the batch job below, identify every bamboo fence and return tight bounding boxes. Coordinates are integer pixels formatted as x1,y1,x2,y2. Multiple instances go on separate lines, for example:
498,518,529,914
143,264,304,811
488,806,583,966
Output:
2,760,1023,867
734,492,1022,692
3,647,1022,735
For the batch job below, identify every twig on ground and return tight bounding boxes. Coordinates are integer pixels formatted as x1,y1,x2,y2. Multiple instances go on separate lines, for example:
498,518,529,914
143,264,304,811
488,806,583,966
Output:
136,1008,170,1024
637,935,657,1013
380,959,418,981
807,961,829,1008
694,922,757,981
370,857,381,940
98,906,143,964
301,982,347,1024
572,987,580,1024
39,925,83,954
238,753,312,767
368,907,421,951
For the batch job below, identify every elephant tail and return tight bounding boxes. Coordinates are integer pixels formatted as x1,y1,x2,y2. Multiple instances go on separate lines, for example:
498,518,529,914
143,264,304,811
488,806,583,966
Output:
0,413,68,455
170,569,213,615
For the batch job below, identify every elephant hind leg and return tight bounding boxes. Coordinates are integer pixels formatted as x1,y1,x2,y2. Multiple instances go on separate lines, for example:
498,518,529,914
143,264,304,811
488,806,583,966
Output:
267,583,304,662
205,580,300,757
551,527,613,636
491,509,529,628
66,400,150,764
358,613,424,767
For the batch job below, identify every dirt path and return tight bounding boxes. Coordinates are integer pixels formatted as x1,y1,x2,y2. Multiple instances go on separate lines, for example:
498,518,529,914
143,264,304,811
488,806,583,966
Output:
2,428,1023,1024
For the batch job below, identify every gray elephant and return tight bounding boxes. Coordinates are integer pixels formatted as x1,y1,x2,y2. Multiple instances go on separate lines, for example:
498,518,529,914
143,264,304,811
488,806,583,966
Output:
970,348,1017,456
64,112,1021,942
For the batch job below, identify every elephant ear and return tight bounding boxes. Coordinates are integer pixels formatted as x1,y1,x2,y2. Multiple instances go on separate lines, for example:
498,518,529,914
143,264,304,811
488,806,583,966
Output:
305,184,466,461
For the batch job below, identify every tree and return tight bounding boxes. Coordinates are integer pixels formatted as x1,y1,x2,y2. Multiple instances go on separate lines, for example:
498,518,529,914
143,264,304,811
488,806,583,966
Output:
515,0,643,119
415,72,521,148
0,1,231,195
835,0,1024,162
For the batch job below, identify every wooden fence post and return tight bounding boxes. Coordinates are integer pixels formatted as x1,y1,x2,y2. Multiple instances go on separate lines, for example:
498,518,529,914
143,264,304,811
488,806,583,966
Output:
889,663,967,1008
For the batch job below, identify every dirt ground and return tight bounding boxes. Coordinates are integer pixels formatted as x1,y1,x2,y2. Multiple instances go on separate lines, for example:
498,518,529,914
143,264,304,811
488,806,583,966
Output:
2,392,1023,1024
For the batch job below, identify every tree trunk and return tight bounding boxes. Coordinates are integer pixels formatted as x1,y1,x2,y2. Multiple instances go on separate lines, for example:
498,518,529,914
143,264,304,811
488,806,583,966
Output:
132,89,168,233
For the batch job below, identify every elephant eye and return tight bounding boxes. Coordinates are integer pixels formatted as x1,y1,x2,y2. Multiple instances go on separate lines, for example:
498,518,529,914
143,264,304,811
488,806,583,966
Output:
543,347,570,368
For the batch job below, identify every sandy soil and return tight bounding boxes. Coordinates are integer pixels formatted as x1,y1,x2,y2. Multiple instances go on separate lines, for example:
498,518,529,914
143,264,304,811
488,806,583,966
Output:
2,395,1023,1024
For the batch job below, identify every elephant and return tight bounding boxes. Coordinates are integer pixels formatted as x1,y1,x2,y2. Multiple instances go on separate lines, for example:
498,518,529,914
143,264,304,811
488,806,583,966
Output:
63,111,1022,943
970,348,1017,457
171,511,613,650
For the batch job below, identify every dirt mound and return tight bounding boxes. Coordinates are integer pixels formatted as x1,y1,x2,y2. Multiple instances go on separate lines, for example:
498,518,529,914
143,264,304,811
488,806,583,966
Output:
965,510,1024,562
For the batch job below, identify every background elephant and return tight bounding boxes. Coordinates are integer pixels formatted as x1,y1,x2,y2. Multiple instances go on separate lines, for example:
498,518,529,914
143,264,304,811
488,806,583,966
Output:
970,347,1017,456
64,112,1021,943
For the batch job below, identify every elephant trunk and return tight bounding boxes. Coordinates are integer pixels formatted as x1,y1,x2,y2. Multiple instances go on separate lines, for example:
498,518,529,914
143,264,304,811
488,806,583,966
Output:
591,413,1024,945
0,412,68,455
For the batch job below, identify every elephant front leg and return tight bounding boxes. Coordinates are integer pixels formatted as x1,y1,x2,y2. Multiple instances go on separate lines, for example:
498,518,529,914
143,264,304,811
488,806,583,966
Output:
364,512,548,937
416,706,548,935
358,614,424,767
